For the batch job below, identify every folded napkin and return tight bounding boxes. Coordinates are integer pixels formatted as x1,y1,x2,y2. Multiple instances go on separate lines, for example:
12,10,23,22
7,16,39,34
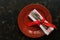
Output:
27,9,56,35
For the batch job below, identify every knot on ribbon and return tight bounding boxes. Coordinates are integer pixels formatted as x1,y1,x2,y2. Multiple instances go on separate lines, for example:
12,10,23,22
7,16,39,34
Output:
26,18,57,29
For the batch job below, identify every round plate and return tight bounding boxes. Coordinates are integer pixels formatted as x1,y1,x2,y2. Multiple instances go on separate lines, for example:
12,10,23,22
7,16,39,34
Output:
18,4,52,38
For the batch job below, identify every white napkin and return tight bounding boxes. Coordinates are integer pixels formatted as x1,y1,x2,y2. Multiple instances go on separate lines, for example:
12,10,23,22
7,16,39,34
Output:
28,9,54,35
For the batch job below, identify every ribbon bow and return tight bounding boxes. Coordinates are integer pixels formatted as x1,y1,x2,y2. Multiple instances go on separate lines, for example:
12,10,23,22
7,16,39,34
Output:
27,18,57,29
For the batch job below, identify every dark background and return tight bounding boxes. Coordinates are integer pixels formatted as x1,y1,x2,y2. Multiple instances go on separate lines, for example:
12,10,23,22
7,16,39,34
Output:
0,0,60,40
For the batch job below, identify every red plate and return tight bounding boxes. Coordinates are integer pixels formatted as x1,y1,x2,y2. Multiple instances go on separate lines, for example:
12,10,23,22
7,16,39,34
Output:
18,4,52,38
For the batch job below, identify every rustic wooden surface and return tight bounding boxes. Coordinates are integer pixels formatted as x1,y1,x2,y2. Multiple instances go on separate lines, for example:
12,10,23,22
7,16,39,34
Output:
0,0,60,40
